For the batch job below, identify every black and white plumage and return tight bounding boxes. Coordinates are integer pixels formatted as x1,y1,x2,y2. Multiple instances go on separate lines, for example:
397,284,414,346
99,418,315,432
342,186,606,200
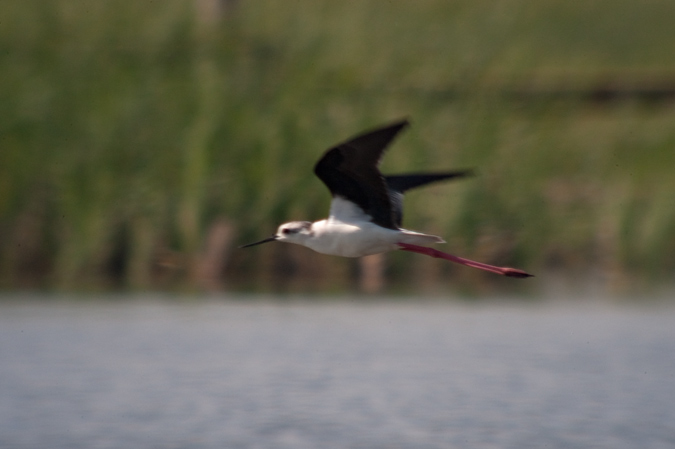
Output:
314,120,472,229
241,120,533,278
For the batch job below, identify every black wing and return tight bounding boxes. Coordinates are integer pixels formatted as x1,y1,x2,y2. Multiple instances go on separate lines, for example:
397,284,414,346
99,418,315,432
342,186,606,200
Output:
385,170,474,227
314,120,409,229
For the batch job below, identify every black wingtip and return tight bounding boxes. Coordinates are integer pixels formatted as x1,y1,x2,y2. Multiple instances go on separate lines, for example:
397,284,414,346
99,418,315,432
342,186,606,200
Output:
392,117,410,128
361,118,410,139
359,118,409,138
385,169,475,194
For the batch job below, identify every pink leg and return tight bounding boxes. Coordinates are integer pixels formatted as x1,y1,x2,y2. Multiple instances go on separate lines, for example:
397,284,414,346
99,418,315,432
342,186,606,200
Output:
397,242,533,278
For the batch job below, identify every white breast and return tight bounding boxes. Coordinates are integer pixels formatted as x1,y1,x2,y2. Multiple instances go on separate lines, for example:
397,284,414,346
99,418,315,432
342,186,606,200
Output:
298,196,442,257
305,219,401,257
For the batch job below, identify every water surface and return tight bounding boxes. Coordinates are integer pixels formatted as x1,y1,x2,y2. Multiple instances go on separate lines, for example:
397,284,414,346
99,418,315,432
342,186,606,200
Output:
1,297,674,449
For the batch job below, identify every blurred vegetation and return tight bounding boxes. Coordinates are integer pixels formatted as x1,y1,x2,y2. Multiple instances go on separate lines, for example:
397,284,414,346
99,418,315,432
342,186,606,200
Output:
1,0,675,294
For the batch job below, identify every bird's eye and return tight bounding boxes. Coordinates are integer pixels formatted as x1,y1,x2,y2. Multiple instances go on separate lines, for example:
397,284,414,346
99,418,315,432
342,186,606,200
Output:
282,229,290,234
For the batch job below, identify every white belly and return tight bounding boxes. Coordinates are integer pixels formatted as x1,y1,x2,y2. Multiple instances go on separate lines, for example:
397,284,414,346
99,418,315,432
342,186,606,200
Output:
304,221,400,257
302,220,444,257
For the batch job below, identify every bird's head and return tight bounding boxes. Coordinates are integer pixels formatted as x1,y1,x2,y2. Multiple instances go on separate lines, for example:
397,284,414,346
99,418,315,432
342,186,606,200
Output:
240,221,313,248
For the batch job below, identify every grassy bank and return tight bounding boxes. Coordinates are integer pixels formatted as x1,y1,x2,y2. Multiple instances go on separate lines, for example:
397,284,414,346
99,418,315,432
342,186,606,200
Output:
1,0,675,293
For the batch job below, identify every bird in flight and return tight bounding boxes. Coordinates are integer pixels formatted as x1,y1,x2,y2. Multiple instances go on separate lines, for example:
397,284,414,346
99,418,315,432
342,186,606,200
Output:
241,119,533,278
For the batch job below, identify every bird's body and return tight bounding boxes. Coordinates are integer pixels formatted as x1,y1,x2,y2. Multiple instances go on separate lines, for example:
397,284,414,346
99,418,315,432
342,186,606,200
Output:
241,119,533,278
300,198,443,257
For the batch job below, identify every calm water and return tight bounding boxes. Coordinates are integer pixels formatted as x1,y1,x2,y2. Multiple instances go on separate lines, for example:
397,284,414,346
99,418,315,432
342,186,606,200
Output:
1,296,674,449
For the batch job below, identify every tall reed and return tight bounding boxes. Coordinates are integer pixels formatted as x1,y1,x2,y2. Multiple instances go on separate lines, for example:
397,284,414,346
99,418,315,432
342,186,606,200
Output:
1,0,674,292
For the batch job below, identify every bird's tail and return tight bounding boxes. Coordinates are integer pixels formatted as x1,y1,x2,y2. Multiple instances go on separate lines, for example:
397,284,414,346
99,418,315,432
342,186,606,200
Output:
397,230,446,246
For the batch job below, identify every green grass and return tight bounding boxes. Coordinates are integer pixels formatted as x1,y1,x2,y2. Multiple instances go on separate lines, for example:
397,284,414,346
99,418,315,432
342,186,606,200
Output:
1,0,675,293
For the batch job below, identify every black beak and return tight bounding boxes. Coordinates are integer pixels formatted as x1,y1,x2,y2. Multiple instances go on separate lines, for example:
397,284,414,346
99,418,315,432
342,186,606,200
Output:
239,236,277,248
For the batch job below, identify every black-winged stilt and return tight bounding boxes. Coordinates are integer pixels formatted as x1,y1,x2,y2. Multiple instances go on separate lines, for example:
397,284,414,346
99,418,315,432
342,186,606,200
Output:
241,120,533,278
